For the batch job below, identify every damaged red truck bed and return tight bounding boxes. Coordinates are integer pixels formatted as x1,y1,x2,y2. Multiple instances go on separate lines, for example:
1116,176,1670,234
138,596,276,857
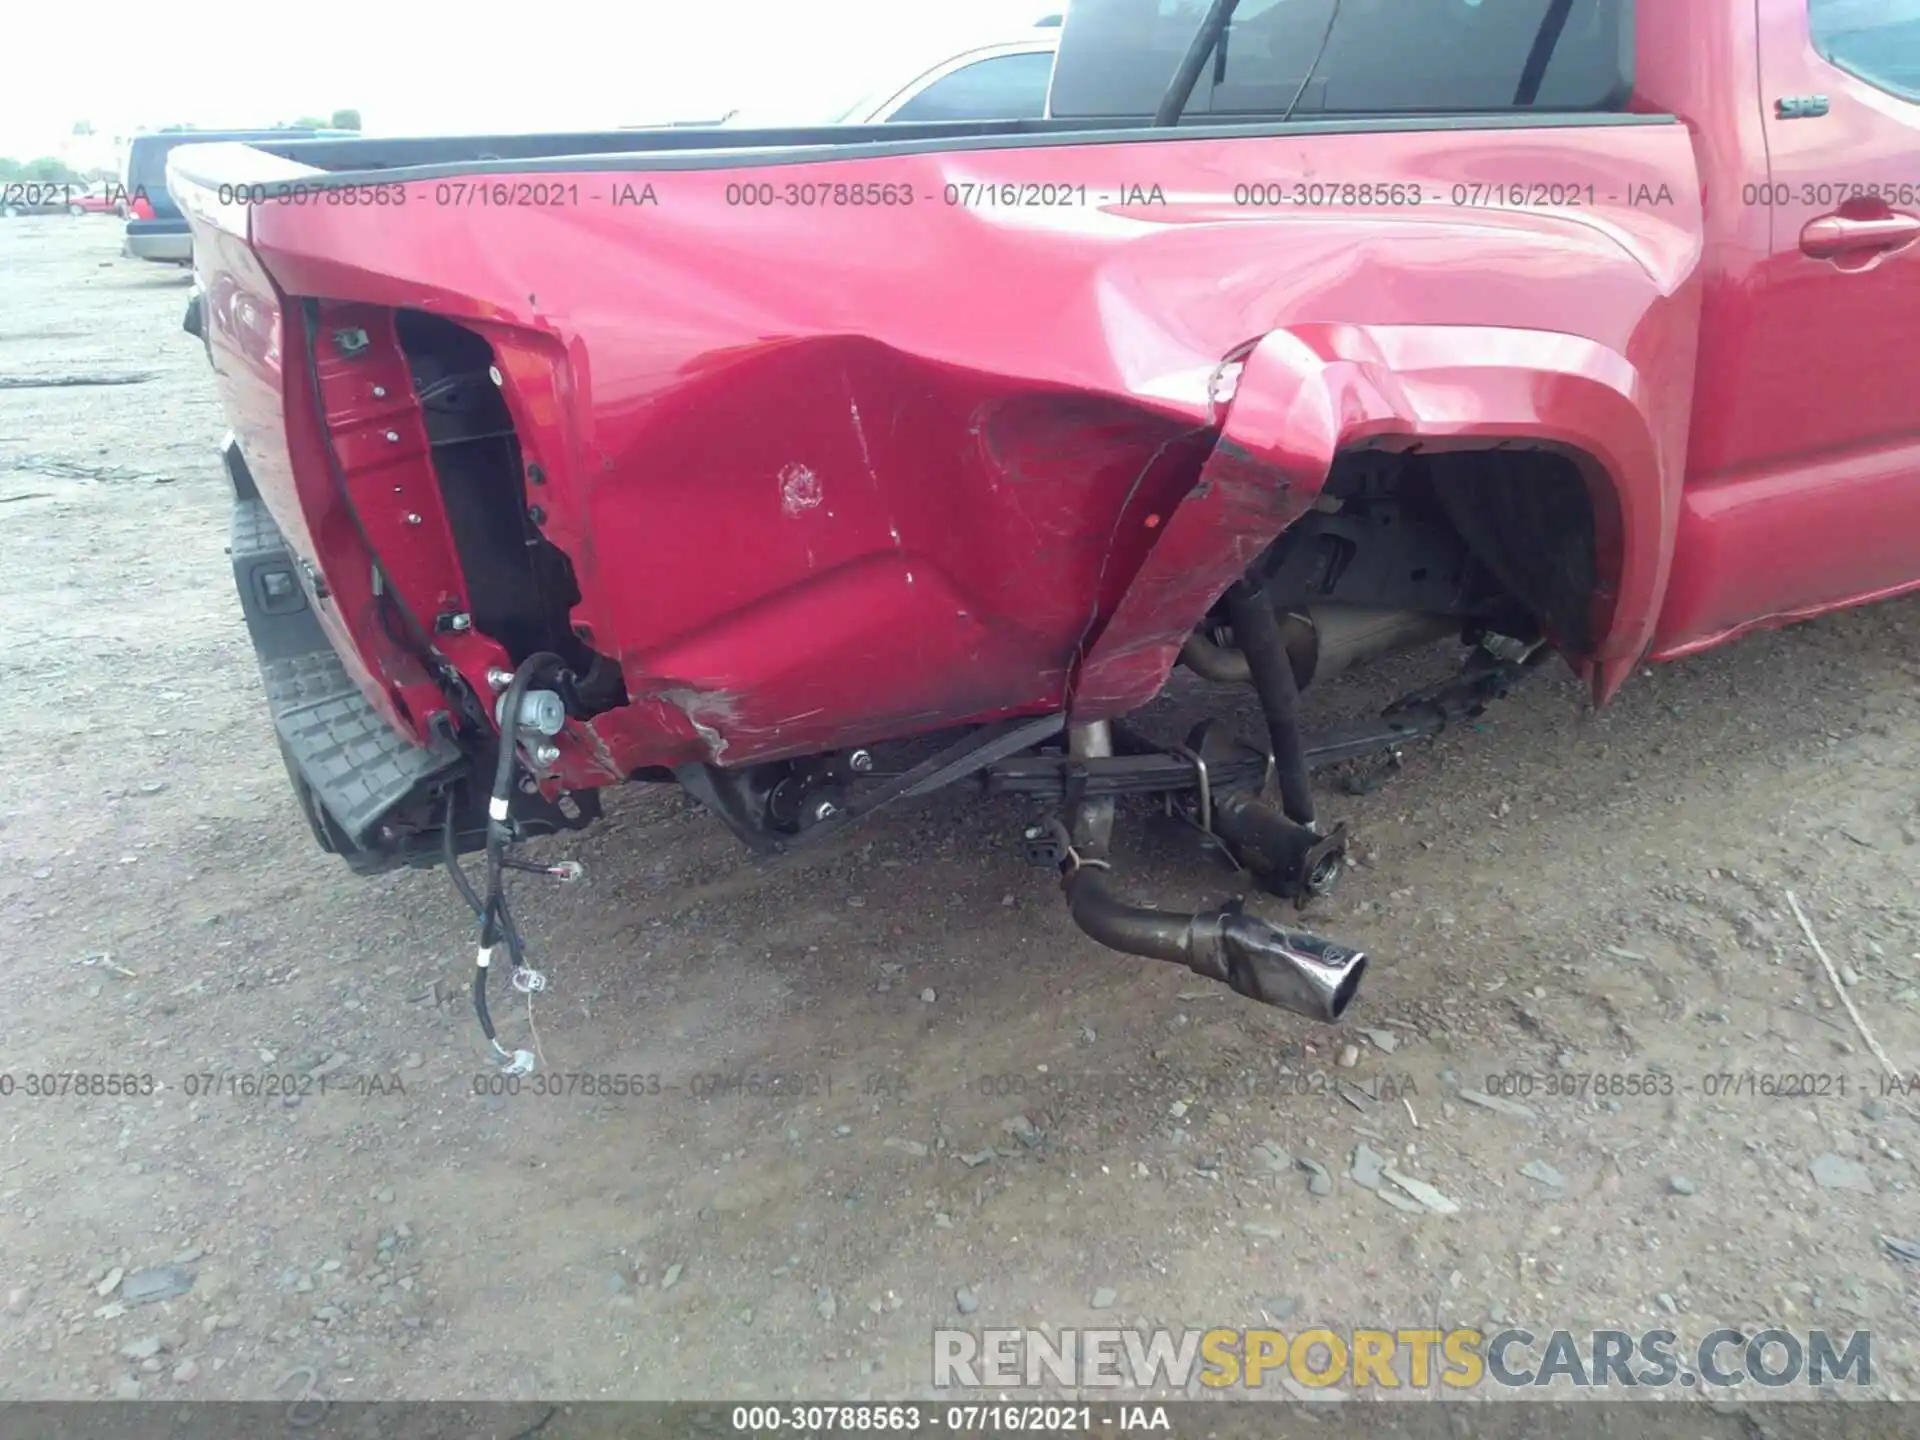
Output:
170,0,1920,1041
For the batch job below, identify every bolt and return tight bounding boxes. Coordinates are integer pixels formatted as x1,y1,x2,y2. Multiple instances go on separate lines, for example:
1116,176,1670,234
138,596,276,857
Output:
532,743,561,766
527,505,546,526
810,798,841,823
403,512,422,525
384,430,400,443
486,667,514,692
488,365,504,386
446,613,471,632
526,463,545,485
372,384,387,398
848,749,873,773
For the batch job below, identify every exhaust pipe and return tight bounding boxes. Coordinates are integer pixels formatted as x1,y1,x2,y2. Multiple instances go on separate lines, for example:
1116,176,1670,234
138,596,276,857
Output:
1181,605,1459,687
1063,864,1366,1022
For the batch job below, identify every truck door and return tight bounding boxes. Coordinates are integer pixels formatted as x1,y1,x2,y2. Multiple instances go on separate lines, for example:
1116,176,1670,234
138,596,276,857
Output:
1660,0,1920,651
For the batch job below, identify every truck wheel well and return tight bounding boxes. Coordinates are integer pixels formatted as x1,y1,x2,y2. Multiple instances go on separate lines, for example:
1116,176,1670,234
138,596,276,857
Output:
1248,445,1603,657
1420,448,1602,656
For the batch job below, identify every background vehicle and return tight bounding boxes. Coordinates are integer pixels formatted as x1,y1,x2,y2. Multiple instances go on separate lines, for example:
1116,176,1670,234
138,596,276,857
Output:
170,0,1920,1038
123,128,348,262
0,183,82,217
68,182,130,217
838,32,1058,123
722,28,1059,126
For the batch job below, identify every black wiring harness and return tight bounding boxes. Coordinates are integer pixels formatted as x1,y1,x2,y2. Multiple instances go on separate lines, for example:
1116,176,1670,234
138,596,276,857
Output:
443,651,570,1071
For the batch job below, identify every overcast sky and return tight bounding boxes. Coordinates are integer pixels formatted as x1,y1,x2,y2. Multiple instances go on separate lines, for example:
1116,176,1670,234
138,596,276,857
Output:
3,0,1060,158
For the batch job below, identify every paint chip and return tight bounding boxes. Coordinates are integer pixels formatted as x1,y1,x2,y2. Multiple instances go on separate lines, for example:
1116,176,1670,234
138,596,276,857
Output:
779,462,822,517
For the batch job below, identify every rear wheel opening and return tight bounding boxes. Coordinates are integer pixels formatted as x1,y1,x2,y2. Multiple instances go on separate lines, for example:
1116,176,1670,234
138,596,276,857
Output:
1181,446,1602,691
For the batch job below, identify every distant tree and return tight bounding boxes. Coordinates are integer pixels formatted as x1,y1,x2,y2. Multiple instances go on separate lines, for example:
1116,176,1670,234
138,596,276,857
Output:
329,108,362,131
0,155,92,183
71,119,95,136
288,115,328,129
24,156,82,183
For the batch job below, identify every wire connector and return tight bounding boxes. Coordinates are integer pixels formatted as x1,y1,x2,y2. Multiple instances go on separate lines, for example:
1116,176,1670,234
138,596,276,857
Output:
510,965,548,994
501,857,585,882
500,1048,537,1076
1044,816,1113,876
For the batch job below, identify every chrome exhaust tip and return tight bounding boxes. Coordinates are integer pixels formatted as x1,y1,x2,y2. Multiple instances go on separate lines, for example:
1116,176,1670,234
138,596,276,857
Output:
1215,910,1366,1022
1063,865,1366,1023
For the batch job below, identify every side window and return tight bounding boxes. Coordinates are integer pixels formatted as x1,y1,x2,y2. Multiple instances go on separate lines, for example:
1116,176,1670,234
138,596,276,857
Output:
886,52,1056,122
1810,0,1920,99
1049,0,1632,119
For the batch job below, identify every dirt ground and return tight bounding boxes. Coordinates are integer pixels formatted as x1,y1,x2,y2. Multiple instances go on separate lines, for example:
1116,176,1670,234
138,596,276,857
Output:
2,217,1918,1409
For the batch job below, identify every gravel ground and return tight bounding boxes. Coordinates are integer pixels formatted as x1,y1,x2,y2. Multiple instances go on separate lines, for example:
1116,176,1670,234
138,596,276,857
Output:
2,216,1918,1407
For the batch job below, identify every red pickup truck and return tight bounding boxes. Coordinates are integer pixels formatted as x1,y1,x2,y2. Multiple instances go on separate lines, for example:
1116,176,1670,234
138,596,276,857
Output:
171,0,1920,1058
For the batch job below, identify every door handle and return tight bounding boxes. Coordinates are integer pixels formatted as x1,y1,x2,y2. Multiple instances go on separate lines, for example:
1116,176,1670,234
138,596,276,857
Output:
1800,211,1920,260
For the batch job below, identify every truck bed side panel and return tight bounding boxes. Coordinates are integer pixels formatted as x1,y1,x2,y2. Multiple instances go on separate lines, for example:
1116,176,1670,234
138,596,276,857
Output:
180,121,1702,773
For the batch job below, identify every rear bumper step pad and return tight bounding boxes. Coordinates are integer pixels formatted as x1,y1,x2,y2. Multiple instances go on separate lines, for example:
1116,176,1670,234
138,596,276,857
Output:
231,496,460,844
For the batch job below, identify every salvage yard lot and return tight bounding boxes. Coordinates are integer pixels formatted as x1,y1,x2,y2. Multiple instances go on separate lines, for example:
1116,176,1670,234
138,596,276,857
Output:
2,217,1918,1402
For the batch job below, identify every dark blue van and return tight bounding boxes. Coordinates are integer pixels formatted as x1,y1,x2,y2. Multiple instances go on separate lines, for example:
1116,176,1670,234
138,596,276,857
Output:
122,128,352,264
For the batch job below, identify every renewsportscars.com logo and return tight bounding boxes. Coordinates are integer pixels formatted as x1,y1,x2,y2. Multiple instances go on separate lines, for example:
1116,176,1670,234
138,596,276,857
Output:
932,1327,1871,1392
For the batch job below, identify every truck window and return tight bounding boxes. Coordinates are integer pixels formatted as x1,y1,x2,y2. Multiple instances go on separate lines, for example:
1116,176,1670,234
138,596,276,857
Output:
886,51,1057,122
1810,0,1920,99
1050,0,1633,120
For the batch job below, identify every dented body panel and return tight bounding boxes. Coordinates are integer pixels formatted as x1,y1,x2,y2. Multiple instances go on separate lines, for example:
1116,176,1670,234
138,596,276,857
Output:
155,0,1920,1021
175,117,1702,779
169,0,1920,809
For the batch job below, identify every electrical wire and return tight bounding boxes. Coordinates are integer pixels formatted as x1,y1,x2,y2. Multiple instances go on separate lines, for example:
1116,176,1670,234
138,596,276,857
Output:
441,791,532,952
1280,0,1346,124
443,652,564,1059
442,790,483,917
414,368,492,407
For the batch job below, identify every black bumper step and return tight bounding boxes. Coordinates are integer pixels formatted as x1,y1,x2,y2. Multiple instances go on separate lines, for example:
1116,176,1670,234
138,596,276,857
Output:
231,496,460,846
